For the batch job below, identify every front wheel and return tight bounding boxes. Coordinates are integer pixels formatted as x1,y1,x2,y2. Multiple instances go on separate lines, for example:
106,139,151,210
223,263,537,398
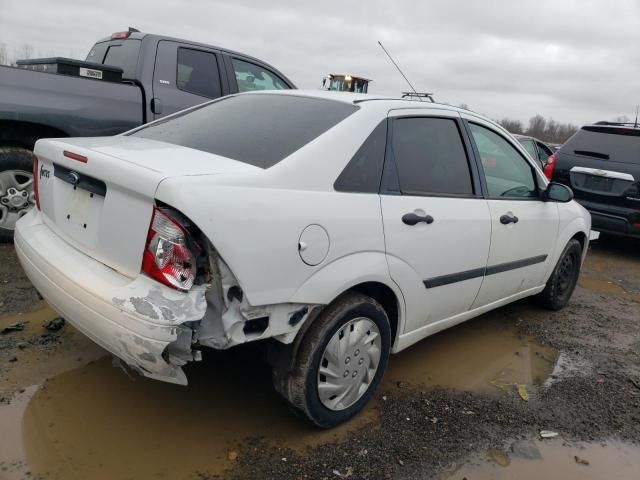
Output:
276,292,391,428
0,147,36,243
537,238,583,310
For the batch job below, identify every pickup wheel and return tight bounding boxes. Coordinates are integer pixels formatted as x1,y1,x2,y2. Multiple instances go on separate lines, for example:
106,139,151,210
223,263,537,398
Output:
0,147,35,243
277,292,391,428
537,238,582,310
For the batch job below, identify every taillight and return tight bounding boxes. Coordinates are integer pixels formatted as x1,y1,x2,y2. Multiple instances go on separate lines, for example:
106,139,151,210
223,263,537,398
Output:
111,31,130,40
141,207,198,291
32,154,40,210
543,154,556,180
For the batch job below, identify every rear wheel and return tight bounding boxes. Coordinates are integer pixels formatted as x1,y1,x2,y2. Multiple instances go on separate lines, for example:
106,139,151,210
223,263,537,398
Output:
0,147,35,243
275,292,391,427
537,238,582,310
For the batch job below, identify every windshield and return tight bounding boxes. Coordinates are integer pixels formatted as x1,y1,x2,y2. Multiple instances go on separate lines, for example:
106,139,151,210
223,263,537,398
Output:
130,94,358,168
86,39,141,79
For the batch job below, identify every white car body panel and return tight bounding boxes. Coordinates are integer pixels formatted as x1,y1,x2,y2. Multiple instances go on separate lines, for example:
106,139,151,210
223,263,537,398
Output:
15,91,592,385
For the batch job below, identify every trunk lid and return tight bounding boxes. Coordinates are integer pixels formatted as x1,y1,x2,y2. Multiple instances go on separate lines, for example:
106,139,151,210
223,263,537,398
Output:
34,136,256,277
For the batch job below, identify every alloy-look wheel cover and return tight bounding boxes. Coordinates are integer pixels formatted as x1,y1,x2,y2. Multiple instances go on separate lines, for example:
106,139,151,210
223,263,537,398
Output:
317,317,382,411
0,169,35,230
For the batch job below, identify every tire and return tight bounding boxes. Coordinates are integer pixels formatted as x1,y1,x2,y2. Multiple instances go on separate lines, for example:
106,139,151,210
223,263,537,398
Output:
0,147,35,243
537,238,582,310
275,292,391,428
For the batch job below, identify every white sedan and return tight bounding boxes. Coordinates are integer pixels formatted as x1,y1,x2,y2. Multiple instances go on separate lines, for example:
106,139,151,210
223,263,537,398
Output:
15,91,590,427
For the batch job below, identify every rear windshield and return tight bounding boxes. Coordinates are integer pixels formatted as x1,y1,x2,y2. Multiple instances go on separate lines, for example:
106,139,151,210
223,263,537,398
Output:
86,40,141,79
130,94,358,168
561,126,640,164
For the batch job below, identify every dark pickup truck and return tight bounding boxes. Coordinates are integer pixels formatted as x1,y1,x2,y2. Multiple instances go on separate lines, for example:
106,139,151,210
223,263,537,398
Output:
0,28,295,241
548,122,640,239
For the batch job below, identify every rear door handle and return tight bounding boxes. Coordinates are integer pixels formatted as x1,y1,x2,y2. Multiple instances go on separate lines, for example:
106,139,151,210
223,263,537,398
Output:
402,212,434,225
500,213,519,224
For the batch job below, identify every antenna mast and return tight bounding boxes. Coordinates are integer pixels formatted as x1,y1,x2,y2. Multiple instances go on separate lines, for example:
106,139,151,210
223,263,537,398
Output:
377,41,418,95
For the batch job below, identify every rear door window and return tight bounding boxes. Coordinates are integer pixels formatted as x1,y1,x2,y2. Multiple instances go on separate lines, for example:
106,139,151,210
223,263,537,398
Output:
176,48,222,99
390,117,474,196
232,58,289,92
131,94,357,168
86,40,141,79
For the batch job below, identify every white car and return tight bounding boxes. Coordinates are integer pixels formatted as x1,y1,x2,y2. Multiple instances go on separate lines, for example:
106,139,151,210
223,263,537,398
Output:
15,91,590,427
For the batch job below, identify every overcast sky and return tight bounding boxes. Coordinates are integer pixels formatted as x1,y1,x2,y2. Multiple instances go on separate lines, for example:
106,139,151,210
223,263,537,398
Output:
1,0,638,125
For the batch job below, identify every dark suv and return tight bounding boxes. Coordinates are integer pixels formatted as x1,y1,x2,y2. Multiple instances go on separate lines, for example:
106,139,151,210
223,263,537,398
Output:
547,122,640,238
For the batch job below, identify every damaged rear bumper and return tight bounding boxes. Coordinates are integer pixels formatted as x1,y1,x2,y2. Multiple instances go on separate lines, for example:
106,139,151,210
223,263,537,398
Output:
14,211,206,385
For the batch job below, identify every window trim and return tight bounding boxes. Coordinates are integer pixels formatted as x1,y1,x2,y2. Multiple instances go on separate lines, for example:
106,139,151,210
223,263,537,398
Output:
333,119,388,194
380,115,483,199
175,47,223,99
230,57,290,93
465,120,542,201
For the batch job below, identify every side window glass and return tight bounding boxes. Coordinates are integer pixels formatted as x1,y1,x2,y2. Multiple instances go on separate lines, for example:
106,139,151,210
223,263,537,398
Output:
470,124,537,198
519,139,538,160
334,121,387,193
391,117,474,196
232,58,288,92
536,141,552,163
176,48,222,98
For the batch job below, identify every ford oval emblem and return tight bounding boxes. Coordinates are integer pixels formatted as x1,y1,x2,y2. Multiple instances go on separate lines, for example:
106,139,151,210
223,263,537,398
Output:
67,171,80,185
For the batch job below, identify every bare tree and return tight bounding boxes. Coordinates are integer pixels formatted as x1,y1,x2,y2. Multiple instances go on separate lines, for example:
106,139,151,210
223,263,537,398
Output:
527,115,547,139
497,114,578,143
0,43,9,65
15,44,35,61
613,115,630,123
498,118,524,134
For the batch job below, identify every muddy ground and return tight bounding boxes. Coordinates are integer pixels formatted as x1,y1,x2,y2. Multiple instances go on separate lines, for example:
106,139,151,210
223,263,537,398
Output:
1,236,639,480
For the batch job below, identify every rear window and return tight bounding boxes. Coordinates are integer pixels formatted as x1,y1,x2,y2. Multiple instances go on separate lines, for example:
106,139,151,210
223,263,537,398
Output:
86,40,141,79
561,127,640,164
130,94,358,168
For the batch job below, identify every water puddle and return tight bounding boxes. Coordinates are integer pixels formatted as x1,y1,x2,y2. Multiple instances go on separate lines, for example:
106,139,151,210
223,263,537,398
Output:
0,347,376,480
449,439,640,480
383,311,558,394
0,307,559,479
0,304,105,397
579,275,640,302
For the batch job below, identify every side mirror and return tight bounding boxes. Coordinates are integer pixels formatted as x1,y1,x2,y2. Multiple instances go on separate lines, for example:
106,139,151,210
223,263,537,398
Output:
542,182,573,203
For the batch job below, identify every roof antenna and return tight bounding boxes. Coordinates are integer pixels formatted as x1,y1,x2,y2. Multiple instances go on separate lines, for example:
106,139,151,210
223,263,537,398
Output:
377,41,418,96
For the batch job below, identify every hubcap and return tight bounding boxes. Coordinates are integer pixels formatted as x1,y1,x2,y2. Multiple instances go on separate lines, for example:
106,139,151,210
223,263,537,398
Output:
317,317,382,411
0,169,35,231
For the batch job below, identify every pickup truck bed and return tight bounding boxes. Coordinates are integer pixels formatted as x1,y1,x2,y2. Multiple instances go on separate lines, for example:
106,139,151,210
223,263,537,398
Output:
0,65,144,137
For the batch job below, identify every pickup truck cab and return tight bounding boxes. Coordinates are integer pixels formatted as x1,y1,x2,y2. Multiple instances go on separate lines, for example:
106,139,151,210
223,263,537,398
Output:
0,28,295,241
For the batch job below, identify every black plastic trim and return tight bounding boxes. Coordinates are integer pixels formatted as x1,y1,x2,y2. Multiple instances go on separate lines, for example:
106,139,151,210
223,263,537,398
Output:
53,164,107,197
423,255,548,289
485,255,548,275
423,267,485,288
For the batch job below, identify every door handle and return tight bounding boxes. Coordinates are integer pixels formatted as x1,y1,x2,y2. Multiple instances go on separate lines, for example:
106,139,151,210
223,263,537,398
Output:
151,97,163,115
402,212,434,226
500,213,519,225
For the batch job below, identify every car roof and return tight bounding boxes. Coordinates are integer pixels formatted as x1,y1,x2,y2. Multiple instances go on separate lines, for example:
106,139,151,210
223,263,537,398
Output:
246,89,495,118
94,31,284,72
